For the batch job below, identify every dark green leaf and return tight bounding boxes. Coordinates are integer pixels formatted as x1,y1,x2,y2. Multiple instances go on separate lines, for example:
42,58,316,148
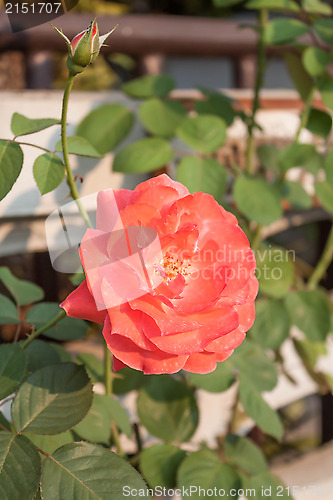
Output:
76,353,104,384
303,0,332,15
26,303,88,341
138,98,187,137
324,151,333,186
177,115,226,154
113,366,147,395
137,376,199,442
285,290,331,342
55,136,102,158
313,19,333,44
49,343,72,363
113,137,173,173
74,393,131,444
281,181,312,209
188,361,235,393
11,113,60,136
0,140,23,202
213,0,244,5
264,19,309,45
0,432,41,500
251,299,290,349
284,52,314,101
177,449,241,499
224,434,268,475
232,340,278,391
278,143,322,173
305,108,332,139
121,74,175,98
77,104,134,155
24,432,74,456
0,267,44,306
318,75,333,110
177,157,228,201
195,95,236,126
256,247,294,298
239,377,283,438
0,343,26,399
11,362,93,434
41,442,151,500
302,47,331,77
25,340,60,373
0,294,19,324
233,177,282,226
257,144,280,173
315,181,333,213
33,153,65,195
246,0,300,11
249,471,290,499
140,444,186,489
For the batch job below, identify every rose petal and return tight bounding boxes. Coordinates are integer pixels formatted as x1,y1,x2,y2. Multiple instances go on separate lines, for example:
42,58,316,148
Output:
182,350,234,374
60,280,106,324
204,329,246,353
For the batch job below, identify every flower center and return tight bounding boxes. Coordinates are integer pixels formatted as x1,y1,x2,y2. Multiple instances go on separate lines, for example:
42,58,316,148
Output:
154,254,191,282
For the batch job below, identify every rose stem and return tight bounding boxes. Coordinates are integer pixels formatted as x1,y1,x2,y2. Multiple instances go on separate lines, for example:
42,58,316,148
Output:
21,310,67,349
308,222,333,290
61,74,92,228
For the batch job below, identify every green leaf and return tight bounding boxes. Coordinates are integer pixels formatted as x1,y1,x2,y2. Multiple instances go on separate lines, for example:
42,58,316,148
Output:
49,343,72,363
0,294,19,324
293,338,327,368
41,442,151,500
0,267,44,306
195,94,236,126
0,140,23,202
76,353,104,384
303,47,331,78
140,444,186,489
284,52,314,101
77,104,134,155
233,177,282,226
257,144,280,173
25,340,61,373
33,153,65,195
324,151,333,186
313,19,333,44
318,75,333,110
0,343,26,399
213,0,243,5
249,471,290,499
285,290,331,342
224,434,268,475
112,366,147,395
11,113,60,137
113,137,173,173
239,377,283,438
246,0,300,11
177,449,241,499
26,303,88,341
121,74,175,98
55,136,102,158
0,432,41,500
251,299,290,349
281,181,312,209
177,157,228,201
188,360,235,393
303,0,332,15
24,432,74,456
305,108,332,139
264,19,309,45
137,376,199,442
278,143,322,173
232,340,278,391
11,362,93,434
74,393,131,444
176,115,226,154
315,181,333,213
138,98,187,138
256,247,294,298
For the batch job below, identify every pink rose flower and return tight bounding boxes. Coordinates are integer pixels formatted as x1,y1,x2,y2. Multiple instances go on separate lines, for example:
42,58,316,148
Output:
61,175,258,374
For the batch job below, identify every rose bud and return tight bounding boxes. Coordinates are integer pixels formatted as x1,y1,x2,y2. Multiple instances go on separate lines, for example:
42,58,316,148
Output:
52,20,117,76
